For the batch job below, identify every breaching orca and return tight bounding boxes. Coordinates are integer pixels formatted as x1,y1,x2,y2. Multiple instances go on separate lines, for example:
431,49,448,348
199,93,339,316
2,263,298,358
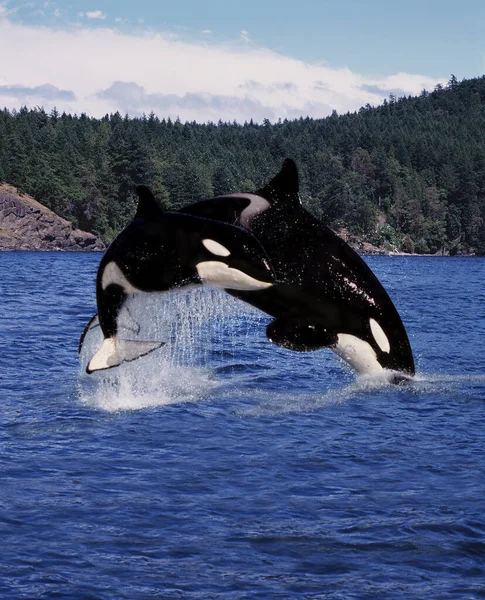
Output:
82,186,275,373
179,159,415,379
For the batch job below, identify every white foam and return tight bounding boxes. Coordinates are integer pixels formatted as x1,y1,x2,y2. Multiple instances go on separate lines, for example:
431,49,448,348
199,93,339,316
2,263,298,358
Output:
229,373,392,416
82,287,484,415
79,360,218,412
78,287,263,412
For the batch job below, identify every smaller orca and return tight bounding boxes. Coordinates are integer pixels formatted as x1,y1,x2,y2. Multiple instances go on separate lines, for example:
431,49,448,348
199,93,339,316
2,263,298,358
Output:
179,159,415,379
82,186,276,374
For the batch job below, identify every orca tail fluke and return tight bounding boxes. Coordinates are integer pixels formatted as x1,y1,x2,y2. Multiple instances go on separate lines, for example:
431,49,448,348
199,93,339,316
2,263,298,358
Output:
86,337,164,374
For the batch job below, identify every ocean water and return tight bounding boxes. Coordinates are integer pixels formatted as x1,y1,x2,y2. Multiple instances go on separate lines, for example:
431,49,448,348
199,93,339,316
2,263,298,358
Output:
1,251,485,599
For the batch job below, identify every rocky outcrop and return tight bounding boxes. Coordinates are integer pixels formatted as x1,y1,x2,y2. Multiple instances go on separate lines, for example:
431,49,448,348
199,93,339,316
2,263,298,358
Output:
0,184,105,251
335,227,389,255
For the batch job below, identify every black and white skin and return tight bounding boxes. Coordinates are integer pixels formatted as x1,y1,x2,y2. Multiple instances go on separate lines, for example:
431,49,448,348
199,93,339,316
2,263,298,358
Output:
81,160,414,380
80,186,276,374
179,159,415,380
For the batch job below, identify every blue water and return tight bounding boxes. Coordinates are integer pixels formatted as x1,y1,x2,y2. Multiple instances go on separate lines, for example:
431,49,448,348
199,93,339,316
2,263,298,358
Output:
1,252,485,599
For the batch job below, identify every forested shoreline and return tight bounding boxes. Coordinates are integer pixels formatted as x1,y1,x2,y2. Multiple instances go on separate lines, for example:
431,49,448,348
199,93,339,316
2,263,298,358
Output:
1,75,485,254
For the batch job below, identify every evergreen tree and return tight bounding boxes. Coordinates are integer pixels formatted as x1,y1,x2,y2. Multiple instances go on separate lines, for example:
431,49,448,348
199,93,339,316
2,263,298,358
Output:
1,75,485,252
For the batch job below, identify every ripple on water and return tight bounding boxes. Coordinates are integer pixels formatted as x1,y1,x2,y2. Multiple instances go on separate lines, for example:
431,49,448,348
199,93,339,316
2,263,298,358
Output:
2,253,485,599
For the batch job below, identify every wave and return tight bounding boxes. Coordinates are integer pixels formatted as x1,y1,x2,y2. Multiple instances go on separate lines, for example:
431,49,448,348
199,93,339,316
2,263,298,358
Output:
77,287,485,413
221,369,485,417
78,358,485,414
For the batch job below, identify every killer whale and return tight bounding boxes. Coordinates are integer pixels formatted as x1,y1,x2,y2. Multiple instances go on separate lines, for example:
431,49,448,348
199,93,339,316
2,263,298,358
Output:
179,159,415,378
81,160,414,380
82,186,276,373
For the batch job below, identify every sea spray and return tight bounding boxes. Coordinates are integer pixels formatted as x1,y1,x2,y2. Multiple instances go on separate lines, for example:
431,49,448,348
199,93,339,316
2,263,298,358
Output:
78,286,475,414
78,287,265,411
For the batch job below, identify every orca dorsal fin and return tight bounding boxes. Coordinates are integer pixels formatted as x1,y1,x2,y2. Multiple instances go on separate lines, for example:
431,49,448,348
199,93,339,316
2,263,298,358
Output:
256,158,301,208
135,185,164,219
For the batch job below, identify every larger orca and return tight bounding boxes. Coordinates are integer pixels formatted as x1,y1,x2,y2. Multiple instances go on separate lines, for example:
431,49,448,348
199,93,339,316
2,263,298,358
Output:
82,186,276,373
179,159,415,378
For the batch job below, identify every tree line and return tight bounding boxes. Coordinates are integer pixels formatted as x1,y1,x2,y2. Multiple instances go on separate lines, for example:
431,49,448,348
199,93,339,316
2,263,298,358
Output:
1,74,485,254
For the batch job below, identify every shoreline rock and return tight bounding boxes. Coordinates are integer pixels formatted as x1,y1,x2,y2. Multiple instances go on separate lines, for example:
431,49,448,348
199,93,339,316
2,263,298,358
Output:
0,187,477,257
0,184,105,252
335,227,389,255
335,227,477,257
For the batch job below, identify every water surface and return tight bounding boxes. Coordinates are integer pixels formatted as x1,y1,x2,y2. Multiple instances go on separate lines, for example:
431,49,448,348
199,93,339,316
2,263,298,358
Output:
1,252,485,599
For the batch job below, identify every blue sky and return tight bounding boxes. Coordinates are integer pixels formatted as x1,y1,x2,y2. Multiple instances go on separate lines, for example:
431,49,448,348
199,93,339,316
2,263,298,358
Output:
0,0,483,122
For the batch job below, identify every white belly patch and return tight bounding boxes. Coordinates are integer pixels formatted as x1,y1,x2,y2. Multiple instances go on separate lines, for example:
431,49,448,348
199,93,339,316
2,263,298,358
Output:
334,333,383,374
101,261,138,294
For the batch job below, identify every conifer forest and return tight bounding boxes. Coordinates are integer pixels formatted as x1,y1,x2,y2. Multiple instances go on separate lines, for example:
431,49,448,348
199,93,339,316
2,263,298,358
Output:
1,75,485,254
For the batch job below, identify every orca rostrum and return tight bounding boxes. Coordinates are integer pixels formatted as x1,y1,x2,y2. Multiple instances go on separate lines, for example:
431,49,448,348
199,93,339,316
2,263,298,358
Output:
179,159,415,379
81,186,276,373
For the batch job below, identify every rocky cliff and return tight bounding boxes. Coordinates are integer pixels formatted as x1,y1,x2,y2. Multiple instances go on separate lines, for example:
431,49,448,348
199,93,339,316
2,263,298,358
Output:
0,185,105,251
0,183,387,256
336,227,388,255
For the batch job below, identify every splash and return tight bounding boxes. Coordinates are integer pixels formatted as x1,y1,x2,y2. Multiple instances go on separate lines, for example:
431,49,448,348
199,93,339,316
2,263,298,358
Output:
78,286,485,413
79,360,218,413
407,371,485,397
78,287,265,412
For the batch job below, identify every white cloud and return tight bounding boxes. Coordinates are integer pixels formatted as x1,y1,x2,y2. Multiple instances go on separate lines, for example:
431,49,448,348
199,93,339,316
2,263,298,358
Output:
0,16,444,123
240,29,250,42
202,29,212,34
82,10,106,20
0,2,17,18
0,82,75,101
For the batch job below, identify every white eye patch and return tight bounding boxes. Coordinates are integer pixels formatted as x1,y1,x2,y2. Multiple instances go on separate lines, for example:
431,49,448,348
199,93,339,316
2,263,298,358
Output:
369,318,390,353
196,261,272,291
202,239,231,257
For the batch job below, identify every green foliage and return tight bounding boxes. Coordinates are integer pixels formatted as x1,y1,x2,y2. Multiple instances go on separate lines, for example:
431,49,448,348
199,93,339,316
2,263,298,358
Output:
2,75,485,253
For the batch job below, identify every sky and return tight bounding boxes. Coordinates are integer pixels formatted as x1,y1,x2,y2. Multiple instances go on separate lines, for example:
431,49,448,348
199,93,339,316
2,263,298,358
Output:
0,0,484,123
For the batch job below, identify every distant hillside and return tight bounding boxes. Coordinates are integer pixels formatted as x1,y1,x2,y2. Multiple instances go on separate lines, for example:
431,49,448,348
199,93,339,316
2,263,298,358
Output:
0,74,484,254
0,184,105,251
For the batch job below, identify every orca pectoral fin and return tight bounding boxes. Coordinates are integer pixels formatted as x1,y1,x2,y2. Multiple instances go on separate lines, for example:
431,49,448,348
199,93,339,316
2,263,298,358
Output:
86,337,164,374
266,317,337,352
78,314,100,354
